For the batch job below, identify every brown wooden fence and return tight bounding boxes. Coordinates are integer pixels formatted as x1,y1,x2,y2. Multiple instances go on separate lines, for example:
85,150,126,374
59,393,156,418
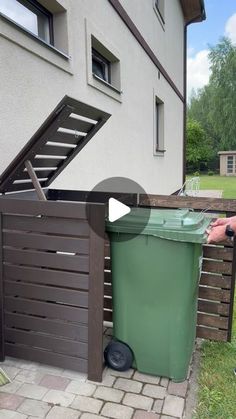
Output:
0,198,105,382
104,194,236,343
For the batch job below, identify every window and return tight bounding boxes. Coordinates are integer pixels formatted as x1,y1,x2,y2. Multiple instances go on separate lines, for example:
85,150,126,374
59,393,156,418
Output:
227,155,234,174
154,0,165,25
154,97,165,154
85,20,122,102
92,48,111,84
0,0,53,45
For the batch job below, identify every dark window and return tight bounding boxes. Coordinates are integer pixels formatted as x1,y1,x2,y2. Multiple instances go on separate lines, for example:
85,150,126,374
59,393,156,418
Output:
156,100,160,152
92,48,111,83
0,0,53,45
227,155,234,174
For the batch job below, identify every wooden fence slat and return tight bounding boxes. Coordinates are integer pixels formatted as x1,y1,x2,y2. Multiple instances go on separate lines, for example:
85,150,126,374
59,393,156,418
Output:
196,326,228,341
202,259,232,275
5,343,88,373
104,311,113,322
4,265,89,290
198,300,230,316
104,298,112,310
104,284,112,297
200,273,231,289
3,231,89,254
5,328,88,358
4,248,89,273
4,281,88,308
104,271,112,283
5,297,88,323
203,245,233,261
5,312,88,342
197,313,228,330
198,286,231,302
3,215,89,236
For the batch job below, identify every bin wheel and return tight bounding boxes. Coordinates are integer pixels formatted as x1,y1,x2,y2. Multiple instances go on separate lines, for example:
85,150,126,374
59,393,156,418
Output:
104,341,133,371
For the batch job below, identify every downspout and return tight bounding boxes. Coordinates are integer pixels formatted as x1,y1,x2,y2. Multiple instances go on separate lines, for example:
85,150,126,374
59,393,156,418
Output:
182,8,206,185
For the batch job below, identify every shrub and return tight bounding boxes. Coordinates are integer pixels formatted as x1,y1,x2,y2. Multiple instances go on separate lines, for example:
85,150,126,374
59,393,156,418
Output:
208,170,214,176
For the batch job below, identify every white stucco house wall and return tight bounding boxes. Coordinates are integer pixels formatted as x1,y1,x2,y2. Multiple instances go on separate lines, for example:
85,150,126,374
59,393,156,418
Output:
0,0,205,195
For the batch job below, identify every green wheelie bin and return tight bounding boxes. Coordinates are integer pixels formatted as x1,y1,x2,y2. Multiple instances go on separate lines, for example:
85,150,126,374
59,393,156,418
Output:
104,208,211,382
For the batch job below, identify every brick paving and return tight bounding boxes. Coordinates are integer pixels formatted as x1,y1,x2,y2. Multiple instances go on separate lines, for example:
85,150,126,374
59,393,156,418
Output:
0,329,198,418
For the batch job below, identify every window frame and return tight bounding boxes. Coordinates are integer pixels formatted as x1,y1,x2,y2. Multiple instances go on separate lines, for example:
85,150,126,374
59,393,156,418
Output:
153,0,165,28
227,155,235,174
0,0,54,46
154,95,165,156
92,48,111,84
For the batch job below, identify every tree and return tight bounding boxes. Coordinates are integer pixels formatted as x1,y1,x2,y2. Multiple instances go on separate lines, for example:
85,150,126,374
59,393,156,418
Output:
186,119,214,172
188,38,236,154
208,37,236,150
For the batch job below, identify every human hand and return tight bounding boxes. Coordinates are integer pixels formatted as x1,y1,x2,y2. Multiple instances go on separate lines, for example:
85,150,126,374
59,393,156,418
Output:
211,215,236,227
207,224,227,244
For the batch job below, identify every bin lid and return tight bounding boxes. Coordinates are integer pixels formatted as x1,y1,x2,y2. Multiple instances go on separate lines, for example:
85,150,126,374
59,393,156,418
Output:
106,208,211,243
0,96,111,194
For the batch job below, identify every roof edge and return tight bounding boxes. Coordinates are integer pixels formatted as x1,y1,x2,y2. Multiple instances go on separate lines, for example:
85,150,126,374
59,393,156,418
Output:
180,0,206,25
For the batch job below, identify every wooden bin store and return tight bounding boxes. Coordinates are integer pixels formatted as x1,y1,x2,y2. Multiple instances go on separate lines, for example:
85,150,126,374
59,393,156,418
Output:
0,97,235,383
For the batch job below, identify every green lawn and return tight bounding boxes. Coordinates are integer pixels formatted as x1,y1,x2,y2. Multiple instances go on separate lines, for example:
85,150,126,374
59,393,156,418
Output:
187,175,236,199
188,174,236,418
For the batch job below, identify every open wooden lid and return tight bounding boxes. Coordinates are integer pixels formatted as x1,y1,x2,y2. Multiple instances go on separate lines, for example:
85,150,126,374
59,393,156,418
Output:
0,96,111,194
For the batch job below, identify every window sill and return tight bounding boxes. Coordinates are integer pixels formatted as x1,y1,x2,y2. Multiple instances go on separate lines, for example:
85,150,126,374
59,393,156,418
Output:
154,149,166,156
0,13,73,75
93,74,122,94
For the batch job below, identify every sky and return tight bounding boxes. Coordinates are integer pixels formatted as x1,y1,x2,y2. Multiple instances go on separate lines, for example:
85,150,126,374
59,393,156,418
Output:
187,0,236,99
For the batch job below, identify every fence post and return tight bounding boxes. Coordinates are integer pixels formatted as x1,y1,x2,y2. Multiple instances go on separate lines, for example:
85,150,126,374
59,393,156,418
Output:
88,204,105,382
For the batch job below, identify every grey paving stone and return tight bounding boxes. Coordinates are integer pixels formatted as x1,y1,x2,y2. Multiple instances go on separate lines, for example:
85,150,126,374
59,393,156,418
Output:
133,411,160,419
153,399,164,414
80,414,107,419
17,383,48,400
94,386,124,403
62,370,87,381
160,416,178,419
133,371,160,385
160,377,169,388
168,380,188,397
101,402,133,419
114,377,142,393
88,374,115,387
0,380,23,394
1,366,21,380
15,369,44,384
43,389,75,407
71,395,103,414
46,406,81,418
17,398,51,417
66,381,96,396
107,368,134,379
142,384,166,399
162,395,185,418
123,393,153,410
0,410,27,419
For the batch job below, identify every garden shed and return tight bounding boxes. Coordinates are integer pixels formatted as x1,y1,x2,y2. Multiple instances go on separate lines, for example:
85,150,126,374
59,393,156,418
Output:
218,151,236,176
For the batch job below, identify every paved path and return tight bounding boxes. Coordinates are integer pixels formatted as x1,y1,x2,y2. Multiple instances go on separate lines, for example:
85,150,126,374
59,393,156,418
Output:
197,189,223,198
0,328,197,419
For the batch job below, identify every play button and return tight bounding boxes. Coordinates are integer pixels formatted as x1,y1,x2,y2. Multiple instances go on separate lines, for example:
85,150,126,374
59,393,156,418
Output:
85,176,151,240
108,198,131,222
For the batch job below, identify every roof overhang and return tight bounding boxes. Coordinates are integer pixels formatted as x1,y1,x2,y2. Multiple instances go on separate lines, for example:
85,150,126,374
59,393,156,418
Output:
180,0,206,25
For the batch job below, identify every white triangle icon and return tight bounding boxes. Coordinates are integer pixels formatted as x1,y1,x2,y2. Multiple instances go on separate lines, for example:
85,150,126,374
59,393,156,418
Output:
108,198,131,222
